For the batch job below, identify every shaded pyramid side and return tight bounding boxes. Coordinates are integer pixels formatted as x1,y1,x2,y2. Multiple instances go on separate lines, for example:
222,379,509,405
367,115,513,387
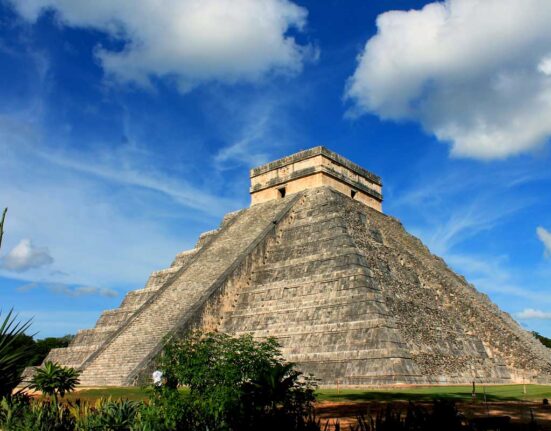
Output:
341,196,551,384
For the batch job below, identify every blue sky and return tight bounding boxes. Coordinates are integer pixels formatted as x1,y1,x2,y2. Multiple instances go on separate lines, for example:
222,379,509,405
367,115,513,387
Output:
1,0,551,338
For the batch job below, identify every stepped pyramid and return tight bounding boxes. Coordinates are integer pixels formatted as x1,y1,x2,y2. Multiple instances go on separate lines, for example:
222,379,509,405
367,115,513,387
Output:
35,147,551,386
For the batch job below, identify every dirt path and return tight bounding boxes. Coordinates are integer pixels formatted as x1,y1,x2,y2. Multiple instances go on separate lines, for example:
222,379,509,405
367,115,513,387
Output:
316,400,551,430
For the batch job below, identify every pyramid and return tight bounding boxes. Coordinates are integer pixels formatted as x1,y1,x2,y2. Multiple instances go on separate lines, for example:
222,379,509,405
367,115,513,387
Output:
36,147,551,386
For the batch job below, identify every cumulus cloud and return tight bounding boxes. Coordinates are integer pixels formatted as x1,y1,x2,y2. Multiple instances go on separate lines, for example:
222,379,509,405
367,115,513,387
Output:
537,226,551,257
1,239,53,272
11,0,310,90
346,0,551,160
515,309,551,320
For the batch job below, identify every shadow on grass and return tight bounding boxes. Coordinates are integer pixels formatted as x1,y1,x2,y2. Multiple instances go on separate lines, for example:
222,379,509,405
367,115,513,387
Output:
316,385,551,403
317,391,529,402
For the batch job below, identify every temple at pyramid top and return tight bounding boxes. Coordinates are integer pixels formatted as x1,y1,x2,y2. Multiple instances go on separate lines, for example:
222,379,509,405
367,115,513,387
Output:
249,146,383,211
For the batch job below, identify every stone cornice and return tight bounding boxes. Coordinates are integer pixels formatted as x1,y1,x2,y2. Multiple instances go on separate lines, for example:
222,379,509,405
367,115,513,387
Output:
249,146,382,186
249,164,383,202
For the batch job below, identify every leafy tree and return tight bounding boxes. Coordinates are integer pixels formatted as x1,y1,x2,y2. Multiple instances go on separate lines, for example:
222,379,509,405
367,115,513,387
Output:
0,309,33,397
158,331,317,430
30,361,80,403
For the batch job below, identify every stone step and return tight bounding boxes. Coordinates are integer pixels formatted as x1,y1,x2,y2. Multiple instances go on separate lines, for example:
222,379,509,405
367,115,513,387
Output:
195,229,220,249
277,217,348,242
261,246,361,270
96,308,135,328
222,307,392,332
266,235,357,263
144,267,180,290
71,327,116,346
252,253,369,284
170,248,199,268
238,277,379,305
119,289,157,309
237,285,381,310
225,297,389,320
243,267,375,292
283,339,407,355
269,230,353,248
230,318,397,338
232,292,385,316
45,345,99,369
286,348,414,363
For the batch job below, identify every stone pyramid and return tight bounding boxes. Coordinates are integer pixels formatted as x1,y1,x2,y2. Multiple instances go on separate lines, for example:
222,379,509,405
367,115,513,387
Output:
37,147,551,386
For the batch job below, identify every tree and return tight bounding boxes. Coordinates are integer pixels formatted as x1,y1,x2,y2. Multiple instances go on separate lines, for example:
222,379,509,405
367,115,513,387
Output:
158,331,317,431
29,361,80,404
0,207,6,250
0,309,33,398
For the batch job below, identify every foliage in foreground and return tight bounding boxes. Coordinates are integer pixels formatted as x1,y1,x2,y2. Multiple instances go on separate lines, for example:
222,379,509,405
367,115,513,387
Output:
30,361,80,402
0,309,33,398
157,331,318,430
0,395,513,431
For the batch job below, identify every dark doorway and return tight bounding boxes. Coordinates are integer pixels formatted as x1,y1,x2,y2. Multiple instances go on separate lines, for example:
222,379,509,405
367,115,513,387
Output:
351,190,357,199
278,187,286,198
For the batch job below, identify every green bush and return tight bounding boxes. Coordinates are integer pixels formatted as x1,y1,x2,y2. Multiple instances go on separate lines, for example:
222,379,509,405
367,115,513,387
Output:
0,395,75,431
30,361,80,403
157,331,317,431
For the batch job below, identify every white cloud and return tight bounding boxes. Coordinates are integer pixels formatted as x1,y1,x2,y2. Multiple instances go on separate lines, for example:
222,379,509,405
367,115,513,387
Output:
516,309,551,320
1,239,53,272
17,282,118,298
346,0,551,160
537,226,551,258
11,0,311,90
48,284,119,298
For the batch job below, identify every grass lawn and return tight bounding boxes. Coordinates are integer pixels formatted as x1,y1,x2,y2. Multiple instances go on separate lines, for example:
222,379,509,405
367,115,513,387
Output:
64,385,551,403
316,385,551,403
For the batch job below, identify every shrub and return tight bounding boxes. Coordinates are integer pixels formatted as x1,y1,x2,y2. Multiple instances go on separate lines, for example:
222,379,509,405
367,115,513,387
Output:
157,331,317,431
71,398,139,431
30,361,80,403
0,309,33,398
0,396,75,431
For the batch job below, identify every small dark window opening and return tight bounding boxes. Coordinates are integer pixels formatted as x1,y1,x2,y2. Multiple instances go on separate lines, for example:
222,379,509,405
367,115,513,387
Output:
278,187,286,198
351,190,357,199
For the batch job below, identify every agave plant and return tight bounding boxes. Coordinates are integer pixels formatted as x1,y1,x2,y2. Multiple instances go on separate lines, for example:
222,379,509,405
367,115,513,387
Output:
30,361,80,403
0,308,33,398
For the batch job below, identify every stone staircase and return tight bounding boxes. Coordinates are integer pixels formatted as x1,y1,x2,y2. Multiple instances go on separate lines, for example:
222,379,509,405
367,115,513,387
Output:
21,248,203,381
219,188,425,385
75,195,299,386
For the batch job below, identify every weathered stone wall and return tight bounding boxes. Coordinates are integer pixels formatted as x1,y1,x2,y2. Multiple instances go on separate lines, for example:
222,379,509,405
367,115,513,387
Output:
343,196,551,384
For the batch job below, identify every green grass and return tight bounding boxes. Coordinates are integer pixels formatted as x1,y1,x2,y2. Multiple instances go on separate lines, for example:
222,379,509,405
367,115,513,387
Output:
316,385,551,403
63,387,154,402
59,384,551,403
